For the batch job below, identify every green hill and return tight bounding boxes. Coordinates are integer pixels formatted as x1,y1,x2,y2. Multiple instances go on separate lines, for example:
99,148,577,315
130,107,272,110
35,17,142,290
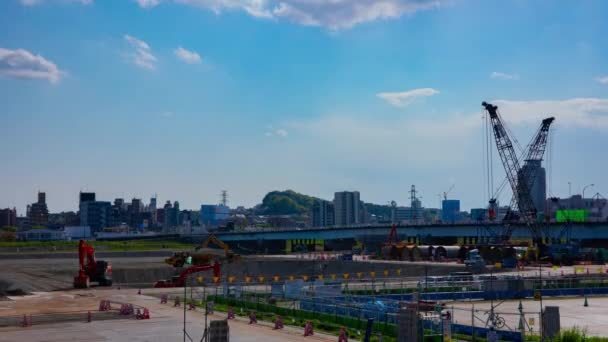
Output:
259,190,392,219
260,190,321,215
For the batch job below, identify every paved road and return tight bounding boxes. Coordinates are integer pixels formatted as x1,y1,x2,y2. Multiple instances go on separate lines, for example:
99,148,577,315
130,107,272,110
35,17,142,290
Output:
450,296,608,337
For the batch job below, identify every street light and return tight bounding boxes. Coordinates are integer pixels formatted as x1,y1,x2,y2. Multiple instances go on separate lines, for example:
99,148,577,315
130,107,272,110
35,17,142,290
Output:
583,184,595,199
537,255,550,341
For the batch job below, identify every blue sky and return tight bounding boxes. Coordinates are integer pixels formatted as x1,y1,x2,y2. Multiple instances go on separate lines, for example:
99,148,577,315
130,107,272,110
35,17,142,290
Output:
1,0,607,214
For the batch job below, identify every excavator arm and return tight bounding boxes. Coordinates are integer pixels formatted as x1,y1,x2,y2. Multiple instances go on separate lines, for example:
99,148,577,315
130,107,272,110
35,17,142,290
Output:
74,239,111,288
201,235,230,253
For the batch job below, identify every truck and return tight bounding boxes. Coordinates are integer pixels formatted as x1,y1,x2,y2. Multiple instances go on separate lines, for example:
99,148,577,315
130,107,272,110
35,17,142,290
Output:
464,249,486,272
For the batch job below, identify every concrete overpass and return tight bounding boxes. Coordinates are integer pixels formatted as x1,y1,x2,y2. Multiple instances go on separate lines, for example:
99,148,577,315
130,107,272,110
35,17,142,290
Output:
208,222,608,253
215,222,607,241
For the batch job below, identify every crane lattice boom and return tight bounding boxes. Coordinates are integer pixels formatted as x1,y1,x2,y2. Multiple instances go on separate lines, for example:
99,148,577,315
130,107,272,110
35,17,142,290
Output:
482,102,553,244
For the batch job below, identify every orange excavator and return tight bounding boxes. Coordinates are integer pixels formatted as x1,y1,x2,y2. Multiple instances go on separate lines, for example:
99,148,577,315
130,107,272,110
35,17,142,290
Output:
382,224,418,261
153,262,221,288
73,240,113,288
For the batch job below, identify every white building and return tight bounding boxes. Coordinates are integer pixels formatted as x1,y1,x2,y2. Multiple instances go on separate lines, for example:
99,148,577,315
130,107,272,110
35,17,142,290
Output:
64,226,92,240
546,195,608,222
17,229,65,241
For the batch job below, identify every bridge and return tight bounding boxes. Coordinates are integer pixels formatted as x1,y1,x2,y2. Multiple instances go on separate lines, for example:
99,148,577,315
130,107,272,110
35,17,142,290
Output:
210,222,608,253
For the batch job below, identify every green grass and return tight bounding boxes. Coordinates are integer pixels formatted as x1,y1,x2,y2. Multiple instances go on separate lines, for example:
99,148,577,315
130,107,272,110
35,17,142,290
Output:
205,295,397,341
552,327,608,342
0,239,194,252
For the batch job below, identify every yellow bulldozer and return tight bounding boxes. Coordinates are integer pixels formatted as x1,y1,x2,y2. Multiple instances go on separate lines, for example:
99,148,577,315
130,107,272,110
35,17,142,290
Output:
165,235,240,267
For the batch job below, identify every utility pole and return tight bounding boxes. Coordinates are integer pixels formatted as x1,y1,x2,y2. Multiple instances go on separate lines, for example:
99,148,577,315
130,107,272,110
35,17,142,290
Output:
410,185,418,224
183,276,187,342
220,190,228,207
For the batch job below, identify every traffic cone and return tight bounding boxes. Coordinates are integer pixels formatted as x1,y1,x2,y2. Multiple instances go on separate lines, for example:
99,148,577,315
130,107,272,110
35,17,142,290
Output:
584,296,589,307
338,327,349,342
21,314,29,327
304,321,314,336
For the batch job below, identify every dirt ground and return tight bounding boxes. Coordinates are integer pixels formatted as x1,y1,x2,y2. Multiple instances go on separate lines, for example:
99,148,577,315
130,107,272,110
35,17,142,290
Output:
0,288,337,342
0,253,468,295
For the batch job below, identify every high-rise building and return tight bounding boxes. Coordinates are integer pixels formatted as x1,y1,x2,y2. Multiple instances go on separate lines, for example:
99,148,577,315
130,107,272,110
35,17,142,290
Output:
519,160,547,213
311,200,334,227
334,191,360,226
359,202,369,224
128,198,143,228
156,208,165,227
0,208,17,227
163,201,180,228
111,198,128,226
391,206,410,223
28,192,49,226
79,192,96,204
149,197,157,211
80,201,113,232
149,196,157,224
200,205,230,227
441,200,461,223
113,198,124,209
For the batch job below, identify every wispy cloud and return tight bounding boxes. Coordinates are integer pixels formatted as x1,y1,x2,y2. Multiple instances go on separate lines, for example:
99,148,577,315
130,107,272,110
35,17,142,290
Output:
19,0,92,5
134,0,442,30
135,0,160,8
490,71,519,80
596,76,608,84
174,46,202,64
287,97,608,172
493,98,608,129
160,111,174,118
289,112,479,166
124,35,157,70
0,47,63,83
377,88,439,108
265,128,288,138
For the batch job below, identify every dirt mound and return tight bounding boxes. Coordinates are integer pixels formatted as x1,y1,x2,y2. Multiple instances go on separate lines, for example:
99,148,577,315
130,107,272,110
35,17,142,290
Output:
0,279,30,298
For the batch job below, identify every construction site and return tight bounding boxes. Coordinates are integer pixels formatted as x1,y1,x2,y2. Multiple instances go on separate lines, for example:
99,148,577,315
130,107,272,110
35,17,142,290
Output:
1,102,607,341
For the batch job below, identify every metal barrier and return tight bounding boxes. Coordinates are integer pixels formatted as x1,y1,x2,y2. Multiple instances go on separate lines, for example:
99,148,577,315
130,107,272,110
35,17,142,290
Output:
0,299,146,328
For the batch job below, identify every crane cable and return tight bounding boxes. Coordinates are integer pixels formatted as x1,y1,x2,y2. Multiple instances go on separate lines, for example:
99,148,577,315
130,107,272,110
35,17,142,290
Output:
491,123,545,202
483,110,493,203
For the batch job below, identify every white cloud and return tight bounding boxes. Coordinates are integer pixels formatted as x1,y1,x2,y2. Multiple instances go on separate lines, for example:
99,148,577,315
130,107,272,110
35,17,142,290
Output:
287,96,608,172
492,98,608,129
596,76,608,84
377,88,439,108
490,71,519,80
275,128,288,137
0,47,63,83
160,111,174,117
124,35,157,70
265,128,288,138
135,0,161,8
134,0,441,30
174,47,202,64
19,0,92,5
289,112,479,166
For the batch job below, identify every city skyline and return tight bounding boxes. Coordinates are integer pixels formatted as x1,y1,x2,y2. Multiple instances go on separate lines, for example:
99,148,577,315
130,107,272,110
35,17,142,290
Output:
1,0,607,213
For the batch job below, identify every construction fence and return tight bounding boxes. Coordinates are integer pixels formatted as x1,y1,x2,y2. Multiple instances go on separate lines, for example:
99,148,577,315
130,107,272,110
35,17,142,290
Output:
0,300,149,328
